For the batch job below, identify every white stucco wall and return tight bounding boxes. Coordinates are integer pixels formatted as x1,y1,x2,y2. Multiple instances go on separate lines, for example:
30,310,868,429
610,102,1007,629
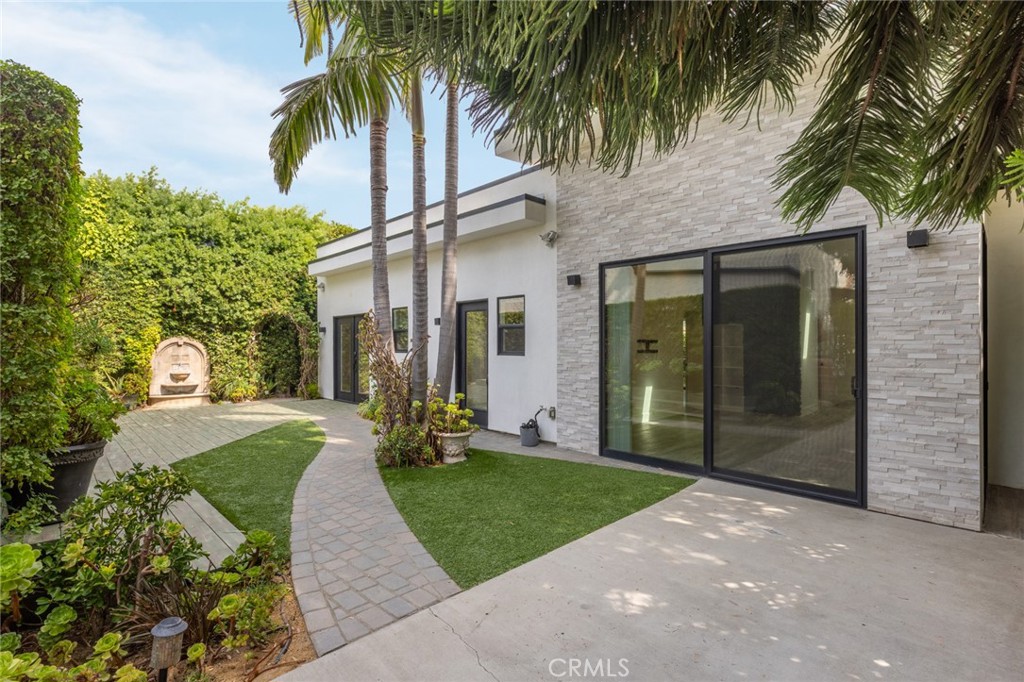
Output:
315,169,560,440
984,198,1024,490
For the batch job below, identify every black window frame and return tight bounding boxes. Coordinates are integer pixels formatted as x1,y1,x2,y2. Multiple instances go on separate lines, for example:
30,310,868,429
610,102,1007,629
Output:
497,295,526,356
392,307,409,353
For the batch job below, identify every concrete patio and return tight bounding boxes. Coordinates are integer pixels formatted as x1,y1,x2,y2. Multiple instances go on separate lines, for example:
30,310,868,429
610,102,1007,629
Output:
285,477,1023,681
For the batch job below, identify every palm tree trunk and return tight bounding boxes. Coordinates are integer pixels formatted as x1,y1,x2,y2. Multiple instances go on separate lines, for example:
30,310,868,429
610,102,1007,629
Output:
434,80,459,400
370,113,392,347
410,71,428,404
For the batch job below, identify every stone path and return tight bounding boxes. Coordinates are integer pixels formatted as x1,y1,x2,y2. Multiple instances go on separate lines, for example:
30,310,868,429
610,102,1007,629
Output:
289,407,461,655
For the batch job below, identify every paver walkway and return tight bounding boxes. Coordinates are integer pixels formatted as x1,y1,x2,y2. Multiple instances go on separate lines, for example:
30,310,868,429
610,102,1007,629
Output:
290,407,461,655
284,477,1024,681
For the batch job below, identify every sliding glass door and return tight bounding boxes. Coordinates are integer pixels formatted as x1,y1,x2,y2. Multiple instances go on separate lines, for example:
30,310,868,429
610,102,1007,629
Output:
711,235,860,499
601,229,863,505
603,256,705,467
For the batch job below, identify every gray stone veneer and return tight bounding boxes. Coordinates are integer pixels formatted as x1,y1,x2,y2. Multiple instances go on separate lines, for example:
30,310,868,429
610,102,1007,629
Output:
554,85,982,530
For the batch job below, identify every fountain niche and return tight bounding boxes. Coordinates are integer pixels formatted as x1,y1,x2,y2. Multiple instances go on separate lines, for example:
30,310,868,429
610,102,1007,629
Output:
149,337,211,408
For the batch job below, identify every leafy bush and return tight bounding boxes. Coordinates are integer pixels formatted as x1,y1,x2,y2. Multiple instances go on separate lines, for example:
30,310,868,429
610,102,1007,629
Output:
0,543,41,624
0,60,81,493
3,469,290,674
0,632,147,682
426,393,478,435
61,367,125,445
75,170,345,405
38,465,204,627
376,424,434,468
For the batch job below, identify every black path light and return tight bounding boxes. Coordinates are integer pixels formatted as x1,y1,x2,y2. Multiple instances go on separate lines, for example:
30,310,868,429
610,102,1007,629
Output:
151,617,188,682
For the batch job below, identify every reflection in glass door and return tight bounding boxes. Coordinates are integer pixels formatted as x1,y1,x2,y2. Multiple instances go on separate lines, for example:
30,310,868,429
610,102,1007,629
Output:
603,257,704,467
457,301,488,427
711,235,859,498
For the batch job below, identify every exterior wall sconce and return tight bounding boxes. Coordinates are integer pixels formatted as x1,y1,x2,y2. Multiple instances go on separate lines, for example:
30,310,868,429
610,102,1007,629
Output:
317,281,326,292
566,274,582,286
539,230,559,247
906,229,930,249
150,617,188,682
434,317,441,325
318,325,327,335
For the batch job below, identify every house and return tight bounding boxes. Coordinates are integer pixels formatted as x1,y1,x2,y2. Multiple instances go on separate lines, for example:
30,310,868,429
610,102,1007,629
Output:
311,80,1023,534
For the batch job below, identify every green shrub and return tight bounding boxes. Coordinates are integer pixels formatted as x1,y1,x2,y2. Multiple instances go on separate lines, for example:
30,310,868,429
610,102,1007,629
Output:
376,424,434,468
0,543,41,624
61,367,125,445
38,465,204,624
75,171,350,405
0,60,82,492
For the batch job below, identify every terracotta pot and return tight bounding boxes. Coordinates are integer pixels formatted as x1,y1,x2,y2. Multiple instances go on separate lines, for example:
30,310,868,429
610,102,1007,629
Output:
436,431,472,464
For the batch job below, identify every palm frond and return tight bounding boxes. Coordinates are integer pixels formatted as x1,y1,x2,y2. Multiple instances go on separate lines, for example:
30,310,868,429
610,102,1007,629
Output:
773,1,927,230
720,1,834,127
901,3,1024,228
269,23,402,193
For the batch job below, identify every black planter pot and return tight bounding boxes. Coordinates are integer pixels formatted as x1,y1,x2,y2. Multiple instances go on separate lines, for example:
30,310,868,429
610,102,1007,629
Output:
520,426,540,447
50,441,107,512
6,440,107,515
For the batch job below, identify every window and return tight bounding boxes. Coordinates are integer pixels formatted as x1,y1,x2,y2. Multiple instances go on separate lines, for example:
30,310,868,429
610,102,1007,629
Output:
392,307,409,352
497,296,525,355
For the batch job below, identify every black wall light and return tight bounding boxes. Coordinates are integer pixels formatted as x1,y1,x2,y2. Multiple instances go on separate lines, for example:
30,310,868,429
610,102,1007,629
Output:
907,229,930,249
566,274,582,286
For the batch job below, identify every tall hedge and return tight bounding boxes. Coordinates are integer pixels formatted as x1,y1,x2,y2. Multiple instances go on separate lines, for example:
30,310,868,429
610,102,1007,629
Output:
78,171,351,403
0,61,82,488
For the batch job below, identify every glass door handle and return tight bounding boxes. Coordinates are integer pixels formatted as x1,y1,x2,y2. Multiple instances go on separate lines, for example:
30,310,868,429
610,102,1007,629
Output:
850,376,859,398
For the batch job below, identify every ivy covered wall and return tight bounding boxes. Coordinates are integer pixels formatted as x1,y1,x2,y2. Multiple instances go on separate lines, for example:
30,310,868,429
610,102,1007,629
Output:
78,170,351,403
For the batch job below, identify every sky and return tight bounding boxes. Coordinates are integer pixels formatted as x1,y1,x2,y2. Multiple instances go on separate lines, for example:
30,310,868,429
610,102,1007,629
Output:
1,0,525,229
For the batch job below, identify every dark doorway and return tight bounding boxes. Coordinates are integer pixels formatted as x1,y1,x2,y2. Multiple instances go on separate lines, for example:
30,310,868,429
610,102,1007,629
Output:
333,314,369,403
456,300,489,427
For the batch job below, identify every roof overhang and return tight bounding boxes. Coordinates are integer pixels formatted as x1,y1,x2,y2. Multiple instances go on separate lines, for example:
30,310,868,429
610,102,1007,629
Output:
309,194,547,277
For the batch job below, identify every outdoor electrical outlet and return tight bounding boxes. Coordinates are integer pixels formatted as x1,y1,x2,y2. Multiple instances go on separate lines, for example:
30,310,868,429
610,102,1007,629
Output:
548,406,556,420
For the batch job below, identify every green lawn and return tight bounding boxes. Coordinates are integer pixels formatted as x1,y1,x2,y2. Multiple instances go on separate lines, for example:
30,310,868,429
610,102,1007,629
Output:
380,449,693,588
172,419,324,561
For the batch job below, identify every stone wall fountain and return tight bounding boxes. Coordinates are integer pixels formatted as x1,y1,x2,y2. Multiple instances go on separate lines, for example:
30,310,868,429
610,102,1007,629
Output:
149,337,210,408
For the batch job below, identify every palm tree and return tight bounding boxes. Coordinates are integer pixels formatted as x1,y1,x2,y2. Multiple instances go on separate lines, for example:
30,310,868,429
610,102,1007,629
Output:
356,1,1024,230
434,79,459,401
408,68,429,404
270,4,401,345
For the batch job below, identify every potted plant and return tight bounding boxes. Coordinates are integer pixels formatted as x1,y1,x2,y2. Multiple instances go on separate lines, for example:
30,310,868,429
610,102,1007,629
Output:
48,369,125,512
427,393,478,464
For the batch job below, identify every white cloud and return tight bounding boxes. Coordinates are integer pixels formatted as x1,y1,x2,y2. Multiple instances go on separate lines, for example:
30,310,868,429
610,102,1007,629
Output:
0,1,368,220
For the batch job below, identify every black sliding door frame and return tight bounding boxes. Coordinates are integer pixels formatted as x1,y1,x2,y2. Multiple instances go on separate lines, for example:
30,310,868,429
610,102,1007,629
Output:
598,226,866,507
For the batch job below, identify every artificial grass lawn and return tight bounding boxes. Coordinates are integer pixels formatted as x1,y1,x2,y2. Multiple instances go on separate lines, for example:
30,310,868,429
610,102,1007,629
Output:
172,419,324,561
380,449,694,588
